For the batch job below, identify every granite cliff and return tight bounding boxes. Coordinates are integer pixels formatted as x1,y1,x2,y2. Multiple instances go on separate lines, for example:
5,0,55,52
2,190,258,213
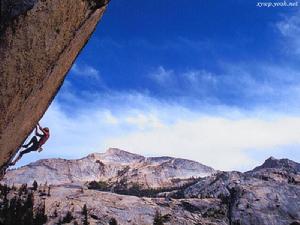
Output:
0,0,109,178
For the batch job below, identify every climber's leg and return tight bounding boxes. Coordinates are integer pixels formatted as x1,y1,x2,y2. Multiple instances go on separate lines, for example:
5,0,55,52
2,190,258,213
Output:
22,136,38,148
10,145,37,166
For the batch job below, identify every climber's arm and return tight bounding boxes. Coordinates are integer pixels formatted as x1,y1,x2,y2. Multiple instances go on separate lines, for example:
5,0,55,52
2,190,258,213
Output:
37,123,47,135
35,124,43,137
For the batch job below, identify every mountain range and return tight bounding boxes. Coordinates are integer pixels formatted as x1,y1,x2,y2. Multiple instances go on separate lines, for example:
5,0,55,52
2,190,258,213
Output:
2,148,214,188
1,148,300,225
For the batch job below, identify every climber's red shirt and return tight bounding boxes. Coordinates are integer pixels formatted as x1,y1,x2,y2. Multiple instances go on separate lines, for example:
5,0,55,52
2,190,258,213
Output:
38,129,50,148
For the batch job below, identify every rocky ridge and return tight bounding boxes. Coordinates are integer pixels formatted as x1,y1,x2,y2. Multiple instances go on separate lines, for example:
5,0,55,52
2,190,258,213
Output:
252,156,300,173
1,151,300,225
2,148,215,188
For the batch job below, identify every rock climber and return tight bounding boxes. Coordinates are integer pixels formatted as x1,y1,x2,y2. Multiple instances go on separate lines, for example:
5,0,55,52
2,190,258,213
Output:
10,123,50,166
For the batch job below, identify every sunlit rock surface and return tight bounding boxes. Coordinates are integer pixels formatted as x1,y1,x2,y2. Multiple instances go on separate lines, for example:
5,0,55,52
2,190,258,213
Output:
3,148,215,188
2,152,300,224
184,157,300,225
0,0,109,178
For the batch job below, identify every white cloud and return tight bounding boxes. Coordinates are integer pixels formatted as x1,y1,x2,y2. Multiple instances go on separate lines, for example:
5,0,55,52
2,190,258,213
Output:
125,113,164,130
70,63,101,80
146,62,300,112
150,66,175,86
277,13,300,38
277,11,300,55
105,115,300,171
103,111,119,125
184,70,218,86
18,92,298,172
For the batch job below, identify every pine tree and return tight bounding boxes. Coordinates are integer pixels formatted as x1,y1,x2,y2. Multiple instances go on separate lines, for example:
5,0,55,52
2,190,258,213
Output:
8,197,18,225
23,192,34,225
18,184,27,196
109,218,118,225
0,187,48,225
82,204,89,225
57,218,63,225
32,180,38,191
153,210,164,225
62,211,73,223
33,201,47,225
47,186,51,196
0,195,9,224
0,184,10,199
15,196,23,223
53,209,58,217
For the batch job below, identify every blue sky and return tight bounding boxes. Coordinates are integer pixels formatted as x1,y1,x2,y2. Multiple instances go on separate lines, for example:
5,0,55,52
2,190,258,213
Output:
61,0,300,109
18,0,300,171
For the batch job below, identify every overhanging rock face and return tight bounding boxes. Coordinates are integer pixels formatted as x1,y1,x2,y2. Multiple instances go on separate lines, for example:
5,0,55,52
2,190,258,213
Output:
0,0,109,177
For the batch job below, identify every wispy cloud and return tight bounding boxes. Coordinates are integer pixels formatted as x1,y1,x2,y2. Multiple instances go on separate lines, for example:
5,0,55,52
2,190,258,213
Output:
146,61,300,111
106,115,300,171
183,70,218,86
29,93,300,171
276,10,300,55
70,63,101,80
150,66,175,86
